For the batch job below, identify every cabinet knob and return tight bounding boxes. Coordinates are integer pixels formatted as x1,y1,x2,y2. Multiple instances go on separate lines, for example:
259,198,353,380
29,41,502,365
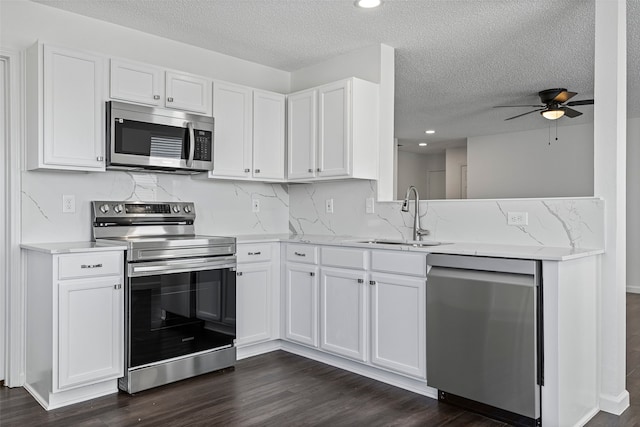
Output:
244,168,251,173
317,168,321,172
96,156,104,162
237,272,243,276
113,284,122,290
309,272,315,277
308,168,313,173
254,169,260,173
153,95,160,100
357,279,364,284
369,280,376,285
167,97,174,102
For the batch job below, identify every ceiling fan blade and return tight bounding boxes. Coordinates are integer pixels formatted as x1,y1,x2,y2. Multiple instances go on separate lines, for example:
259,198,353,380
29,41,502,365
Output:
504,108,546,121
560,107,583,118
565,99,594,106
552,91,577,103
493,104,544,108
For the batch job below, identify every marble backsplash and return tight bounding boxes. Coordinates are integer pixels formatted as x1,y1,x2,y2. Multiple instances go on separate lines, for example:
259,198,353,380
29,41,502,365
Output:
21,170,290,243
288,180,605,249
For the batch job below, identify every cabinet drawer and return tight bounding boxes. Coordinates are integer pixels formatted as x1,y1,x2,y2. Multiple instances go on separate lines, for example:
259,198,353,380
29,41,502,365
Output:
286,244,318,264
237,243,272,263
370,250,427,277
58,251,123,280
321,247,368,270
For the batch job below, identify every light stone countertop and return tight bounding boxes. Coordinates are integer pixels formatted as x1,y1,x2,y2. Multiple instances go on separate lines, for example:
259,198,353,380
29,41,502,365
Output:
235,234,604,261
21,241,128,254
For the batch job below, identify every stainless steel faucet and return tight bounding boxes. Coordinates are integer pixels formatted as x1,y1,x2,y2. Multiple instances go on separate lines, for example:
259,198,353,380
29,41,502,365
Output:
401,185,429,241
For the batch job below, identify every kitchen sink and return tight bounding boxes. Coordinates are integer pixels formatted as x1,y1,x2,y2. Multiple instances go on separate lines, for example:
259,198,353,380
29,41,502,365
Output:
356,239,446,247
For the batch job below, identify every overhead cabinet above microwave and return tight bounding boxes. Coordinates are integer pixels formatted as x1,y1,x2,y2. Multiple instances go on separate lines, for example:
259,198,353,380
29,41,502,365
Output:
110,58,212,115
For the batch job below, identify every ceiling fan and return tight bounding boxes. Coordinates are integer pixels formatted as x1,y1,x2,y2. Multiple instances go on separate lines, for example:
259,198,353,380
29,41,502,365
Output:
494,88,594,121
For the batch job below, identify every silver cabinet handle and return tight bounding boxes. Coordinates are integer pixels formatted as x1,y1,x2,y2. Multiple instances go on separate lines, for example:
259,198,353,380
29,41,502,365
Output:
237,272,243,276
185,121,195,168
369,280,376,285
308,168,313,173
167,97,174,102
357,278,364,283
309,272,315,277
248,252,261,256
81,263,102,269
244,168,251,173
96,156,104,162
153,95,160,100
294,252,306,257
113,284,122,290
255,169,260,173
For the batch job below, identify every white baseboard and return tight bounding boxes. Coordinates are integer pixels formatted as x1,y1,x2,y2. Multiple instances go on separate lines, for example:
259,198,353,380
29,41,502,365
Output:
626,285,640,294
237,340,282,360
574,407,600,427
599,390,630,415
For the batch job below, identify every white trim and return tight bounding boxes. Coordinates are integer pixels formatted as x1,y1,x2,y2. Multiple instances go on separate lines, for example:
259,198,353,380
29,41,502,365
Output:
1,47,24,387
599,390,631,416
626,285,640,294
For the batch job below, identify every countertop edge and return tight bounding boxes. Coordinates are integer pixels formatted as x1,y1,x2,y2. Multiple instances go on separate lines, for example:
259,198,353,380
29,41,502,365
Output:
21,242,128,254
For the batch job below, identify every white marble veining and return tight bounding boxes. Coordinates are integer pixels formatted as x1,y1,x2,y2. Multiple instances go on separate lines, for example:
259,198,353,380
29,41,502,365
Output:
21,170,290,243
288,180,604,249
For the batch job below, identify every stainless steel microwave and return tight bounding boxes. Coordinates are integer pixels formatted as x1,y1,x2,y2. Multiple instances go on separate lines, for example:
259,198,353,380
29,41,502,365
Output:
106,101,214,174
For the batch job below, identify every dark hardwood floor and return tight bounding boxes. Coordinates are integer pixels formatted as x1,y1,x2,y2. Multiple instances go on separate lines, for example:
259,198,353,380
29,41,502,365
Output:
2,294,639,426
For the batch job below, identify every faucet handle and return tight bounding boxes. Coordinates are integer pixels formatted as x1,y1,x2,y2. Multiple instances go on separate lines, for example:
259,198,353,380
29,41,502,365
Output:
417,228,430,237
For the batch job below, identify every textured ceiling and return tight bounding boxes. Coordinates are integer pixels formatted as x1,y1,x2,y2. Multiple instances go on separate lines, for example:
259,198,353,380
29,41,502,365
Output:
31,0,637,153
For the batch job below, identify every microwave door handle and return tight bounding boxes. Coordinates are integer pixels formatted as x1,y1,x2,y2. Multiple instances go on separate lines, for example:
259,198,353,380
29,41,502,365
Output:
186,121,195,167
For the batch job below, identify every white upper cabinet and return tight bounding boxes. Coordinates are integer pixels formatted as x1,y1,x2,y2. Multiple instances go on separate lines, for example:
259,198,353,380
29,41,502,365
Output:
253,90,286,180
109,58,211,115
210,82,285,181
110,59,163,106
27,43,106,171
211,82,253,179
287,77,379,182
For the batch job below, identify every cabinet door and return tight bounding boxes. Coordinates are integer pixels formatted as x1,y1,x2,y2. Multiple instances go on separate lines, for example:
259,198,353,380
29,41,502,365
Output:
110,59,163,106
165,71,211,114
370,273,426,379
320,268,367,362
253,90,285,181
57,276,123,390
211,82,252,178
43,45,105,170
236,263,272,346
287,90,317,180
318,80,351,178
285,263,319,347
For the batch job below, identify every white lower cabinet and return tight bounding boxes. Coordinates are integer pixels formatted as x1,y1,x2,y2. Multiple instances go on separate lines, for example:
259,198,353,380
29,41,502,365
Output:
369,272,426,379
285,262,319,347
320,267,367,362
23,248,125,410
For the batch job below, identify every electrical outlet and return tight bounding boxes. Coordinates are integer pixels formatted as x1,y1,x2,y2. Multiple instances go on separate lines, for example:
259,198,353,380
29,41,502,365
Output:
62,195,75,213
507,211,528,226
366,197,375,214
252,199,260,213
325,199,334,214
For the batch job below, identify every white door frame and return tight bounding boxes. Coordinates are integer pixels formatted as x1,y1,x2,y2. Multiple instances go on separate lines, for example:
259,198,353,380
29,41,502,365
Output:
2,48,25,387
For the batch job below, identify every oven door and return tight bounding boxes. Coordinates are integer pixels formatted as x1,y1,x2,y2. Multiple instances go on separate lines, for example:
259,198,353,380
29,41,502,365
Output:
127,256,236,369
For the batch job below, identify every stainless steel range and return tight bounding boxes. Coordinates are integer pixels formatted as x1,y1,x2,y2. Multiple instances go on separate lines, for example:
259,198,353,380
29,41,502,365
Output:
92,200,237,394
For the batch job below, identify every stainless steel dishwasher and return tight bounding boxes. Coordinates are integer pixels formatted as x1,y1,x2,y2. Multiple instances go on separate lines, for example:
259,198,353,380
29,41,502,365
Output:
426,254,543,427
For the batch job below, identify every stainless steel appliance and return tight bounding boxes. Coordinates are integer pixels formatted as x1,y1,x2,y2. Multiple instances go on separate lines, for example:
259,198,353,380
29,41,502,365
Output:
426,254,543,427
92,201,236,394
106,101,213,174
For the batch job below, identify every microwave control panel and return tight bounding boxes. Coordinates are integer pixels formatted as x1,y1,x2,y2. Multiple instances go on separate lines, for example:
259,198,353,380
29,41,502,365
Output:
194,130,212,161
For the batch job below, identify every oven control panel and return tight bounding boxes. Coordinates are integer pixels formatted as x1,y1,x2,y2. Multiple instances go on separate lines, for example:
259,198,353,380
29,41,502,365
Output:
92,201,196,221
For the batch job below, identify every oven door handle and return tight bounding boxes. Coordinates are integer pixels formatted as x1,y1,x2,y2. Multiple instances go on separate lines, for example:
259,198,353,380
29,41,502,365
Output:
129,256,236,277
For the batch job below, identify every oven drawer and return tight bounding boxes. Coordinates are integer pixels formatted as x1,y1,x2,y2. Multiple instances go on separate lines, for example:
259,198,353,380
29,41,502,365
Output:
286,244,318,264
237,243,272,263
58,251,123,280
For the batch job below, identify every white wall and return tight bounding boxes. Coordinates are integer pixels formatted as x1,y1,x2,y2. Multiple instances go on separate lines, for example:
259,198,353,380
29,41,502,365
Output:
396,151,445,200
445,146,467,199
467,123,594,199
628,117,640,292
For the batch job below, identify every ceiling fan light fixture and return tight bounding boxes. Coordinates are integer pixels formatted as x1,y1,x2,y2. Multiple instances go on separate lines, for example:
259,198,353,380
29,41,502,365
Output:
354,0,382,8
541,108,565,120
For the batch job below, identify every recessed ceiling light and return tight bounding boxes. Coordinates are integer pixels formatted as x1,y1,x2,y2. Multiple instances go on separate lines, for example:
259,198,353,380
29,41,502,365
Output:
425,130,435,134
354,0,382,9
419,143,428,147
